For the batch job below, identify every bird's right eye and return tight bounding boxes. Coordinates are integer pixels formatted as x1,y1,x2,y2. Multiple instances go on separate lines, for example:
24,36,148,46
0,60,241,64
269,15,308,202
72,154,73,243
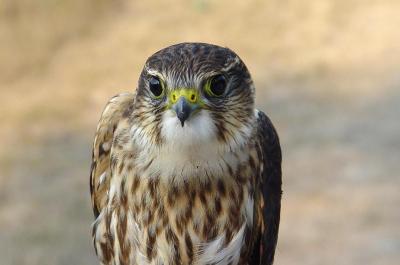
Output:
148,76,164,98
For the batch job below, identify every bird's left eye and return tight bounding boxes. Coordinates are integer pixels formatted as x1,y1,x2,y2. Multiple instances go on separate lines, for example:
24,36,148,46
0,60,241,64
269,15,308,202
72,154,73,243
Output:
148,76,164,98
204,74,227,97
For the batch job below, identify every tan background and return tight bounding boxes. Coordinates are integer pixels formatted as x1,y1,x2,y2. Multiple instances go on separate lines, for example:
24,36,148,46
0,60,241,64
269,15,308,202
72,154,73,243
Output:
1,0,399,264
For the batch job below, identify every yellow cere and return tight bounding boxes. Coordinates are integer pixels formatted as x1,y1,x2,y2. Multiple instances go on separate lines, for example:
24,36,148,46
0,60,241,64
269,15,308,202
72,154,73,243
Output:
169,88,200,104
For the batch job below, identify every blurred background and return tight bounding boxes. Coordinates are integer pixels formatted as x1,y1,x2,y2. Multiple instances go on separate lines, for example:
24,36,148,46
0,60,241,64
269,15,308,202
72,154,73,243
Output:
1,0,399,264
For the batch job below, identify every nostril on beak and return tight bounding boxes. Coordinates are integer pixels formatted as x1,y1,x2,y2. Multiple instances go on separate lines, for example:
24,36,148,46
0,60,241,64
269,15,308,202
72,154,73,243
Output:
189,93,196,103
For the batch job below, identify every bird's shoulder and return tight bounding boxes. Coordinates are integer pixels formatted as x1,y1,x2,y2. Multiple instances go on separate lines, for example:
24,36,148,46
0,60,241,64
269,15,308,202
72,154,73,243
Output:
90,92,135,218
254,109,281,163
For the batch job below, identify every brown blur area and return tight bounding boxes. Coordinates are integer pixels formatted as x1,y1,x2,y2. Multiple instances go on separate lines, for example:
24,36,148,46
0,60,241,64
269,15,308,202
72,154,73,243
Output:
1,0,399,264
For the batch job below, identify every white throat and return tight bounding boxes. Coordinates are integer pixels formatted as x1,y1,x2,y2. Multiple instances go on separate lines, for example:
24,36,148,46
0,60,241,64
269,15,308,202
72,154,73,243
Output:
161,109,217,151
131,109,253,183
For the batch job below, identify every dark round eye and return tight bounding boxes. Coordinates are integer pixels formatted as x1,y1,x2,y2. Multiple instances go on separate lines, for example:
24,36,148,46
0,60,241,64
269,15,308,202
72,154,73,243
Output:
208,75,226,96
148,76,164,98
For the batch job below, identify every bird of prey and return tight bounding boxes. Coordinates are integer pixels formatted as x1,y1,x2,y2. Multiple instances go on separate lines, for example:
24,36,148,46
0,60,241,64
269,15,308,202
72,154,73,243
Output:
90,43,282,265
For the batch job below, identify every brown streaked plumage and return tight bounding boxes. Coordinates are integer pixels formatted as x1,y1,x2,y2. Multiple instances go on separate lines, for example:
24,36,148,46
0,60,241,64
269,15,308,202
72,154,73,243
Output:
90,43,282,265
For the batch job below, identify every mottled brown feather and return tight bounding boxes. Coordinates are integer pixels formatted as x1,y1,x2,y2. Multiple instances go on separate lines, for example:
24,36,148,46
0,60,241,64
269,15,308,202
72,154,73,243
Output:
90,93,135,218
90,43,282,265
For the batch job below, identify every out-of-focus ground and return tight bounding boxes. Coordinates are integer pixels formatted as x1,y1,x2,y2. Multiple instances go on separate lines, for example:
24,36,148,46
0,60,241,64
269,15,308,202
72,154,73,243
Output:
1,0,399,264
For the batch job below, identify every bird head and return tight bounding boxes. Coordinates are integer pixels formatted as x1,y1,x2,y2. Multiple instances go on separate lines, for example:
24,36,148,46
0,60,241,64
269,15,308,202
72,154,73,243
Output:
132,43,255,151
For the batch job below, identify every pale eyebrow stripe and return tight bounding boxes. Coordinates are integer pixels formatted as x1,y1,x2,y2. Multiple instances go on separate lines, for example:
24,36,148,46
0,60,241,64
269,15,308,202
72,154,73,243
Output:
145,67,162,77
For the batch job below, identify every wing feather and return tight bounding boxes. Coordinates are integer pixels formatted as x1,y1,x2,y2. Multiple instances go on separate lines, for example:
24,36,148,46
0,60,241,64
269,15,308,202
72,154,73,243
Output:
89,93,135,218
251,110,282,265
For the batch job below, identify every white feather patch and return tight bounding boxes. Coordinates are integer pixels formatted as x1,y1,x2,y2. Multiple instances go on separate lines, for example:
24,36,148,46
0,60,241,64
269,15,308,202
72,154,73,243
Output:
131,109,254,183
98,171,107,188
245,196,254,226
195,224,246,265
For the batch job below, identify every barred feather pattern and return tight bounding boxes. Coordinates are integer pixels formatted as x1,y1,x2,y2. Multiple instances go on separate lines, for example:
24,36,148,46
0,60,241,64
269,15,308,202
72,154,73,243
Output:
91,110,262,264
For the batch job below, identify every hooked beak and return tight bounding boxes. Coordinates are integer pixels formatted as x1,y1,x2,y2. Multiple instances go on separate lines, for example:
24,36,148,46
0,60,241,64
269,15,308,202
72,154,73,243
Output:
173,97,192,127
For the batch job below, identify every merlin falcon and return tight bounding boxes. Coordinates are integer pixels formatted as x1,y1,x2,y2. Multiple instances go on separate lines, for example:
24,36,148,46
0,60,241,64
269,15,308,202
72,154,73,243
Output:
90,43,282,265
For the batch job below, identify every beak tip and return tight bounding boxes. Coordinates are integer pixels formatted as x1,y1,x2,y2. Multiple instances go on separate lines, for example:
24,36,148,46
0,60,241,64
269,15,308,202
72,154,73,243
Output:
174,96,192,127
